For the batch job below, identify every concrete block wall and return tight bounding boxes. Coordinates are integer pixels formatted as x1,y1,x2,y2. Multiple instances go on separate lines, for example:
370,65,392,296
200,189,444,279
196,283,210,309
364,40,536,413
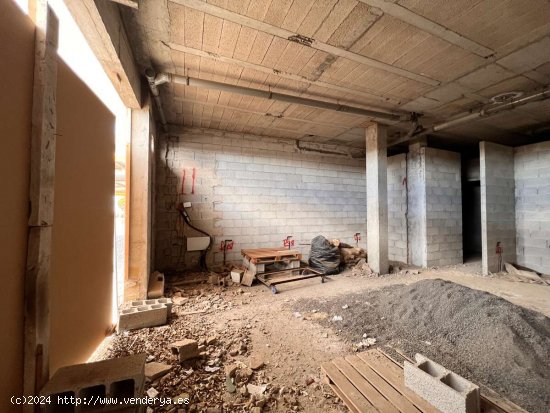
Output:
480,142,516,275
514,141,550,274
387,154,407,262
154,128,368,269
424,148,463,267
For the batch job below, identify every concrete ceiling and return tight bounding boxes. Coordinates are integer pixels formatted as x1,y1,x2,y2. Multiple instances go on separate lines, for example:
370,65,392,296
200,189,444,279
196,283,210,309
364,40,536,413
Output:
118,0,550,148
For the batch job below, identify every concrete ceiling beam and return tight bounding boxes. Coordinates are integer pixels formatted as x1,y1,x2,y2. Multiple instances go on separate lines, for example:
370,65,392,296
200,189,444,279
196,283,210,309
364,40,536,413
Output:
65,0,142,108
170,0,440,86
167,42,403,106
357,0,494,58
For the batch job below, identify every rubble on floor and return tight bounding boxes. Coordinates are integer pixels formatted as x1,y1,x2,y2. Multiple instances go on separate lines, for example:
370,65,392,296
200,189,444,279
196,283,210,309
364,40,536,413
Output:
293,279,550,413
502,262,550,285
105,280,331,412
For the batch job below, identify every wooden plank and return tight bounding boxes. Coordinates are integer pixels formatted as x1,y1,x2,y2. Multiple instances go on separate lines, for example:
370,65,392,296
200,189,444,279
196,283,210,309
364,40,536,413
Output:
321,362,378,413
64,0,141,108
329,383,361,413
479,386,529,413
345,355,422,413
333,358,400,413
24,0,58,404
357,351,440,413
170,0,440,86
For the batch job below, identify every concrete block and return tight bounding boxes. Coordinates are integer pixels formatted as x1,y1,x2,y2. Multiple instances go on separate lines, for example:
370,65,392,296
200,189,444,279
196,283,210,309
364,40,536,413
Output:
144,362,172,381
41,354,146,413
170,339,200,362
404,354,480,413
118,298,172,332
231,269,244,283
147,271,165,299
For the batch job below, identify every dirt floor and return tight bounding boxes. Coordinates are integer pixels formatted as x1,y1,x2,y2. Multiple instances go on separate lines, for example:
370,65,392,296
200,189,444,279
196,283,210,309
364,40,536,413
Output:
101,261,550,412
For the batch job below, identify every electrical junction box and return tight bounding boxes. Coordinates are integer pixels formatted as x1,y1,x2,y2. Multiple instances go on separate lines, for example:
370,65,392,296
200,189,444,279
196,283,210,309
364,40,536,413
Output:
186,236,210,251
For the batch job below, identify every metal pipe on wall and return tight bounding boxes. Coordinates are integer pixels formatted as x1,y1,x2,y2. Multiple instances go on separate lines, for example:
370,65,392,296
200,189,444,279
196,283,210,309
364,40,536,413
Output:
153,72,408,123
145,68,168,132
423,86,550,135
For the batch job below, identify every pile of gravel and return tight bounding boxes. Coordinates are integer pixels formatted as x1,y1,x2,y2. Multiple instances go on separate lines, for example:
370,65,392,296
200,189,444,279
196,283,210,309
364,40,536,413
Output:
294,279,550,413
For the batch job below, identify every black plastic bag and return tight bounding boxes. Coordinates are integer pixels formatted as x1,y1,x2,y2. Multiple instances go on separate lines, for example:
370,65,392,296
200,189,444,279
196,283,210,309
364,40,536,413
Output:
308,235,341,275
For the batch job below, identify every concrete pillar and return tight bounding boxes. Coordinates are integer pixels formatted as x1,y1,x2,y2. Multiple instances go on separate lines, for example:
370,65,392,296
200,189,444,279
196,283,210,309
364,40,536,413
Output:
366,123,389,274
127,104,154,300
407,142,427,267
480,141,516,275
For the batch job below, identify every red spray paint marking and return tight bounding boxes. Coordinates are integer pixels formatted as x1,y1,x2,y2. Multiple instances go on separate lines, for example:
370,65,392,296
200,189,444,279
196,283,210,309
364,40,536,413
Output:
181,169,186,194
191,167,197,194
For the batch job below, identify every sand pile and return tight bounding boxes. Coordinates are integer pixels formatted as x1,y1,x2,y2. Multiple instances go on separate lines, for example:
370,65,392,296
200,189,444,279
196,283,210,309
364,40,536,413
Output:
295,279,550,413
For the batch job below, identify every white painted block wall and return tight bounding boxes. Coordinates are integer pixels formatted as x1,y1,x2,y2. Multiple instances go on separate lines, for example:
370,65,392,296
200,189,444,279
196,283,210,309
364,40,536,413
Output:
154,128,408,271
514,141,550,274
480,142,516,275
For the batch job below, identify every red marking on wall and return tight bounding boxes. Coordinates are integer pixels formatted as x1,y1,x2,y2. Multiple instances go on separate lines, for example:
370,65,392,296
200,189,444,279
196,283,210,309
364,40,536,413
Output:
181,169,186,194
191,167,197,194
283,239,295,248
220,240,234,251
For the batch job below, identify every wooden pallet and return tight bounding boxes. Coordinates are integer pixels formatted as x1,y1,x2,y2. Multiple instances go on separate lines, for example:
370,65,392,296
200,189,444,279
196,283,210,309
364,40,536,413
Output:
321,348,528,413
241,247,302,264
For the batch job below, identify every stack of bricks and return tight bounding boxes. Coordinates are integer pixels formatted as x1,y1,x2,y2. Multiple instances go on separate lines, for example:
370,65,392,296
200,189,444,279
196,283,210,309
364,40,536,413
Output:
424,148,463,267
514,140,550,274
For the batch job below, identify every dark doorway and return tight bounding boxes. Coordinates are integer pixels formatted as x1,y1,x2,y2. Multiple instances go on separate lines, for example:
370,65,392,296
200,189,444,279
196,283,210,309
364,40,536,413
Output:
462,155,482,262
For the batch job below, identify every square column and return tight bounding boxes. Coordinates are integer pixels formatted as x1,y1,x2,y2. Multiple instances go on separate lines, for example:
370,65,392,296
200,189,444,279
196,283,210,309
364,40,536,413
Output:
366,123,389,274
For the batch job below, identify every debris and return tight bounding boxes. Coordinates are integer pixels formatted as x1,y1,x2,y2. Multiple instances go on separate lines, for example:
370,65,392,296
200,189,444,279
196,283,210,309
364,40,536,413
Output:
305,377,315,386
249,357,264,370
225,364,238,377
341,304,349,309
331,315,343,321
356,337,376,349
170,339,200,362
340,246,368,267
351,259,377,277
144,362,172,381
247,384,267,396
172,393,190,404
146,387,159,398
505,262,547,284
241,270,255,287
205,366,220,373
172,296,187,305
225,376,236,393
293,312,302,318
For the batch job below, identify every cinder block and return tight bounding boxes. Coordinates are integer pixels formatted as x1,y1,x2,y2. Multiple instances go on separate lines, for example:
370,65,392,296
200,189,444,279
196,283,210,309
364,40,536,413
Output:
404,354,480,413
170,339,200,362
118,298,172,332
147,271,165,299
41,354,146,413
